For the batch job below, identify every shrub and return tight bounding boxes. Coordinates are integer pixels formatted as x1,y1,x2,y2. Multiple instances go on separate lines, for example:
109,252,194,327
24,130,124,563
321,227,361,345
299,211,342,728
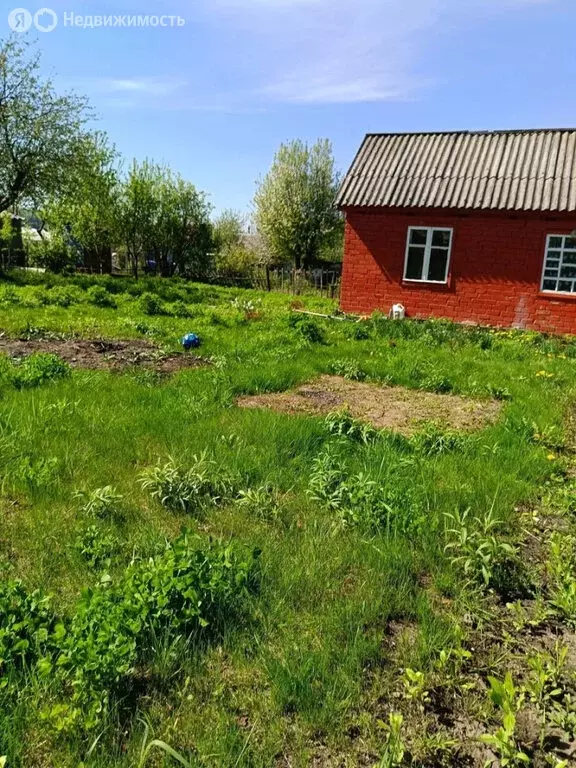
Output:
75,525,120,568
348,322,372,341
139,292,167,316
288,313,326,344
421,373,454,394
139,455,232,515
324,410,379,444
48,287,82,307
171,300,192,318
87,285,117,309
329,359,367,381
51,533,259,728
444,507,527,595
12,354,71,389
75,486,124,521
0,580,57,674
0,287,21,305
297,319,326,344
236,485,282,521
410,423,468,456
308,449,425,534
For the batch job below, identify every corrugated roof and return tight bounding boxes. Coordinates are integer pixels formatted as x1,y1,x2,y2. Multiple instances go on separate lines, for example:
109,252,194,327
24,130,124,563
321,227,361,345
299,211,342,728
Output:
336,129,576,212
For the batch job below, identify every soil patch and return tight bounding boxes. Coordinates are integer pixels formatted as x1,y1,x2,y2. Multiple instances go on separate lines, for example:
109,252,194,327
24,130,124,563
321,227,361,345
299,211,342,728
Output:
236,375,502,435
0,337,205,374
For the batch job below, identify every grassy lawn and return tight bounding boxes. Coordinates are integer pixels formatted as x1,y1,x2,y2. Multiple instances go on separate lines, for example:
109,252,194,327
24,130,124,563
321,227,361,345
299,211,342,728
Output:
1,273,576,766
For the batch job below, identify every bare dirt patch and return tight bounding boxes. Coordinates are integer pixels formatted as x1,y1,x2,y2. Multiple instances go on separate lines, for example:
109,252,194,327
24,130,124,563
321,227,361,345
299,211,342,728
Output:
236,375,502,435
0,337,205,374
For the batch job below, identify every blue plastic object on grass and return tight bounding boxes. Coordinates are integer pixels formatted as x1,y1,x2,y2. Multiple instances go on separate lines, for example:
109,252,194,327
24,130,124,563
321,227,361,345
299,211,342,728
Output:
182,333,201,351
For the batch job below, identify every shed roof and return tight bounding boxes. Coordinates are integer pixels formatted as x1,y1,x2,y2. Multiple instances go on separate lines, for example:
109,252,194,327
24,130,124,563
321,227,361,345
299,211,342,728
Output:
336,129,576,212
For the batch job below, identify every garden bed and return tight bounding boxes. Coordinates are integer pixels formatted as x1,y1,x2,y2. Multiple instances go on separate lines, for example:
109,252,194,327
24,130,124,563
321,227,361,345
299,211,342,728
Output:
0,337,206,374
237,374,502,435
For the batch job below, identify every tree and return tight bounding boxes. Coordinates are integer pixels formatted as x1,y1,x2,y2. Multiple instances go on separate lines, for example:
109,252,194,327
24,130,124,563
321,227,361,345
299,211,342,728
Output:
118,160,157,278
0,36,92,214
212,209,246,253
254,139,342,269
118,160,212,278
154,173,212,278
35,133,121,272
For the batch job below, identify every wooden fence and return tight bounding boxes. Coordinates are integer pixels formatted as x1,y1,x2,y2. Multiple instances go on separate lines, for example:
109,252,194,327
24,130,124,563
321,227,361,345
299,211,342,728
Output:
212,267,341,298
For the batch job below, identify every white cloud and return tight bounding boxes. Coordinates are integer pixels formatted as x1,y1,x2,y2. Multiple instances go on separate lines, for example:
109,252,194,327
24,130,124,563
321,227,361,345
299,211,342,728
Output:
63,0,558,111
200,0,557,105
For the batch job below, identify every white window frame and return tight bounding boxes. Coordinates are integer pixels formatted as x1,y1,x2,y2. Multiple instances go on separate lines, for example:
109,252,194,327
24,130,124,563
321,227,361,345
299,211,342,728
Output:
403,226,453,284
540,234,576,294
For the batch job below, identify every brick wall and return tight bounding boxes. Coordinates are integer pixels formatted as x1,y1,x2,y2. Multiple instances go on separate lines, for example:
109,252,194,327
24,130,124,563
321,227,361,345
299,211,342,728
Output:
340,207,576,334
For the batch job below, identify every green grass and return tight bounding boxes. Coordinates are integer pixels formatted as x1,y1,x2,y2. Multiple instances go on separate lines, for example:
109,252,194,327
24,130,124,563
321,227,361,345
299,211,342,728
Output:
0,271,575,766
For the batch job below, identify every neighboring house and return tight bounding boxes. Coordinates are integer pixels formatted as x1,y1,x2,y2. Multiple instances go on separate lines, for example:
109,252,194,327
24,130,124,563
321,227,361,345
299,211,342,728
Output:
336,129,576,333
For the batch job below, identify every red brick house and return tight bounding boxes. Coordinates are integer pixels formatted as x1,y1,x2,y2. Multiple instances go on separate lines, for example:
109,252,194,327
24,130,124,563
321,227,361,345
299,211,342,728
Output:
337,129,576,333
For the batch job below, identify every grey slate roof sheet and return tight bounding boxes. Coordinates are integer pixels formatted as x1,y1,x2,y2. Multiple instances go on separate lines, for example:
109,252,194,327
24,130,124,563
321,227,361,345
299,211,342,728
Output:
336,129,576,212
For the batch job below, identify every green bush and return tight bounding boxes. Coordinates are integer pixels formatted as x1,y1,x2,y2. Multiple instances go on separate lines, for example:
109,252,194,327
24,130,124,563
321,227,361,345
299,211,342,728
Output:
51,533,259,728
139,455,233,515
409,423,468,456
329,359,367,381
288,314,326,344
12,354,71,389
75,525,120,569
87,285,117,309
0,287,21,305
139,292,167,316
0,580,57,674
47,286,83,307
324,410,378,444
171,300,192,318
309,449,425,534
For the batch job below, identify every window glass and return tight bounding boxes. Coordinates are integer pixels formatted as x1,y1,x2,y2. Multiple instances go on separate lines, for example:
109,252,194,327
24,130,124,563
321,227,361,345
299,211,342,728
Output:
409,229,428,246
432,230,451,248
542,236,576,294
427,249,449,281
404,228,453,283
405,247,425,280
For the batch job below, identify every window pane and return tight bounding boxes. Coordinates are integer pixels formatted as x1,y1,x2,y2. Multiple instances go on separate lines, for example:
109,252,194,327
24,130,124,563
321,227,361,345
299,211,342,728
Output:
563,252,576,265
544,268,559,278
549,236,563,249
561,265,576,279
558,280,574,292
427,248,449,281
405,247,425,279
409,229,427,246
565,237,576,250
547,250,561,261
543,279,558,291
432,230,451,248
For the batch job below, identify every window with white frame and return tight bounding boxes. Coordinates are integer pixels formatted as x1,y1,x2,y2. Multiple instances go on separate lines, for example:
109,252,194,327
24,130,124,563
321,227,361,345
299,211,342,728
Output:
404,227,453,283
541,235,576,294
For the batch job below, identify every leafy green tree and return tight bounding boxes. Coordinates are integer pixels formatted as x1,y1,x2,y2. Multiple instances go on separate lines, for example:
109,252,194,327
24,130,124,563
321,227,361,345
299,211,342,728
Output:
254,139,342,269
212,209,246,253
118,160,158,278
154,172,213,278
0,36,92,214
118,160,212,278
35,133,121,272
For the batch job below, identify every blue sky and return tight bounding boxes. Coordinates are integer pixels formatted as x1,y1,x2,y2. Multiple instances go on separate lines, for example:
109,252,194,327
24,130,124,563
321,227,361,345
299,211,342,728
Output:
6,0,576,214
